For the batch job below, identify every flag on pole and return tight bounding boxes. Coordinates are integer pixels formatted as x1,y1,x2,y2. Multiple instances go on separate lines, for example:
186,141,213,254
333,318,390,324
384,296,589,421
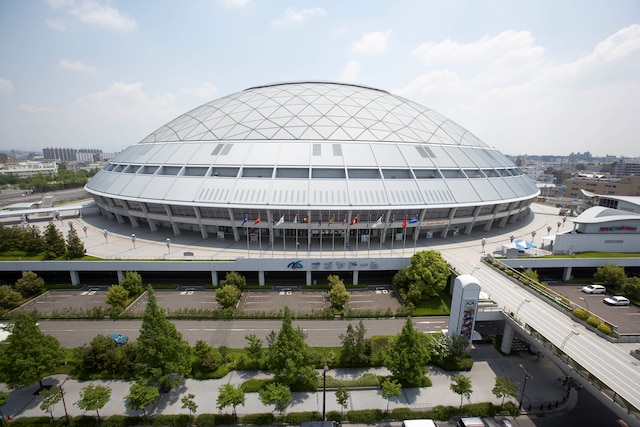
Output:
349,216,359,226
409,217,419,225
342,215,347,226
318,214,322,227
276,214,285,226
372,215,383,228
401,216,408,229
302,216,309,223
254,215,260,225
389,215,395,225
329,216,334,226
293,215,298,223
241,215,248,226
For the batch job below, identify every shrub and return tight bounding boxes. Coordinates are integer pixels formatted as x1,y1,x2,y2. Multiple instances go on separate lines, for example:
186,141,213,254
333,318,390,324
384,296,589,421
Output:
390,407,414,419
346,409,385,422
463,402,497,418
597,323,613,335
506,270,514,276
572,308,589,320
150,414,192,426
326,411,343,422
586,316,601,328
284,412,319,424
241,413,276,425
428,405,460,421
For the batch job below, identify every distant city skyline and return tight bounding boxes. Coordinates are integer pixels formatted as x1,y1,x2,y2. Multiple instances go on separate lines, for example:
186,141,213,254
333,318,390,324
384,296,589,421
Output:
1,1,639,157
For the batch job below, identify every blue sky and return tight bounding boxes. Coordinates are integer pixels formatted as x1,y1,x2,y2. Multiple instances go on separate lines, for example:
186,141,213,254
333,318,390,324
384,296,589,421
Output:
1,0,639,157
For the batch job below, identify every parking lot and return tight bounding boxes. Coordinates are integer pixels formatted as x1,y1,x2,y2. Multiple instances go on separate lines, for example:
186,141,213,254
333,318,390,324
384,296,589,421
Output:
548,283,640,333
239,289,328,314
17,288,110,316
125,289,221,315
345,286,403,312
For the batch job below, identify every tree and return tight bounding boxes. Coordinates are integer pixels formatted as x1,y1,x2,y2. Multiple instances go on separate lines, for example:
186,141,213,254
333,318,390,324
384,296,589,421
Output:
125,382,159,416
65,226,85,259
0,312,64,388
245,334,263,361
121,271,144,296
14,270,45,298
43,222,66,259
328,275,349,310
221,271,246,289
267,306,318,390
0,285,23,313
135,287,191,390
339,321,371,366
0,390,9,424
385,317,430,385
425,333,452,364
181,393,198,417
450,374,473,408
394,250,450,304
335,386,349,414
216,383,245,416
75,383,112,421
259,383,292,414
39,386,62,420
215,284,242,309
105,284,129,313
594,263,627,291
380,378,402,413
623,276,640,301
492,375,520,407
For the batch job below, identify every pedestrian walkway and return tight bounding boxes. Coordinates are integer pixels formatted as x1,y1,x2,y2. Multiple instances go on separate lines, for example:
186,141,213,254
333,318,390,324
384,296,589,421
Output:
0,344,575,421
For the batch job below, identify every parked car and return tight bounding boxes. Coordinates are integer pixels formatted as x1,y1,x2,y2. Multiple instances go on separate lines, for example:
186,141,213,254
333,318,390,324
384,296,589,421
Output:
603,296,630,306
582,284,606,294
107,334,129,345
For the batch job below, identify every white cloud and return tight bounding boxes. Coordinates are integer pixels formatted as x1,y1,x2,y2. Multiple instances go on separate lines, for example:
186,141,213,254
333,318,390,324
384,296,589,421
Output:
398,26,640,156
18,104,50,112
59,59,97,72
270,7,326,27
340,61,361,83
223,0,249,7
0,78,13,93
69,0,137,31
180,82,218,99
77,82,175,115
46,18,73,31
47,0,75,9
352,30,391,55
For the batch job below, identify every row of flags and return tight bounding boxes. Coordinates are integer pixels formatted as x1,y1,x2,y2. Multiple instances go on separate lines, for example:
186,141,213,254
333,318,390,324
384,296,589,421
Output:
240,214,419,228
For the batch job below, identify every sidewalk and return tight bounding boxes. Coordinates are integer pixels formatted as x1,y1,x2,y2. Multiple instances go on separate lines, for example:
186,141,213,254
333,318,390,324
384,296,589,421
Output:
0,345,574,421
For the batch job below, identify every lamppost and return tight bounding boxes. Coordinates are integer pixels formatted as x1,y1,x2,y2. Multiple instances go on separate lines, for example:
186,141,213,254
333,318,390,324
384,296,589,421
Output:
59,377,71,425
103,229,108,243
515,299,531,320
322,358,329,421
579,297,590,315
131,234,136,249
166,238,171,253
518,364,533,412
561,330,580,349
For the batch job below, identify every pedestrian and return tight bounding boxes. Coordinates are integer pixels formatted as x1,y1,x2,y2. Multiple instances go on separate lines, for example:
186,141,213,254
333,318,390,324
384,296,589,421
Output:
510,234,514,243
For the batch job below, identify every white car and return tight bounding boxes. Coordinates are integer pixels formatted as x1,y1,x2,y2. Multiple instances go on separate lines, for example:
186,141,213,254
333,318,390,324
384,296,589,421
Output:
581,284,605,294
603,296,630,306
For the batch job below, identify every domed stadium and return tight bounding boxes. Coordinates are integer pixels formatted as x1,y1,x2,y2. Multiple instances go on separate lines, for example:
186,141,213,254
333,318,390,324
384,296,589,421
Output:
85,81,539,250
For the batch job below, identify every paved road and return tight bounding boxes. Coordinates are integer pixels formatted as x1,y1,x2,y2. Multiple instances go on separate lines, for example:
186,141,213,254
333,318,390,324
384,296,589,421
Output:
38,317,450,348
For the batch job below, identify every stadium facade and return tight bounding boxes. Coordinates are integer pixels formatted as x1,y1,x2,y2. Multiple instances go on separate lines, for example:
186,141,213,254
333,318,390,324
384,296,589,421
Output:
85,81,539,251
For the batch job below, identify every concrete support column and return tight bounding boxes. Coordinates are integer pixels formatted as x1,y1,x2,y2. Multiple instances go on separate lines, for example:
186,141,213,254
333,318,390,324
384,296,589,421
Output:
501,323,515,355
211,271,218,286
258,271,265,287
116,270,124,284
306,270,312,286
353,269,359,285
563,266,573,281
70,271,80,286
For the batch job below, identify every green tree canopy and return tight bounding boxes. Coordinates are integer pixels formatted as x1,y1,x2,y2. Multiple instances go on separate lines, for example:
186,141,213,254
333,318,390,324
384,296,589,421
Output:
75,383,112,421
623,276,640,301
121,271,144,296
221,271,247,289
65,226,85,259
450,374,473,408
216,383,245,416
244,334,263,362
259,383,292,414
328,275,350,310
380,378,402,412
215,284,242,309
125,382,159,416
105,284,129,313
0,285,23,313
135,287,191,391
385,317,430,386
43,222,66,259
339,321,371,366
394,250,450,304
594,263,627,291
39,385,62,420
181,393,198,417
14,270,45,298
0,312,64,388
267,306,318,390
492,375,519,407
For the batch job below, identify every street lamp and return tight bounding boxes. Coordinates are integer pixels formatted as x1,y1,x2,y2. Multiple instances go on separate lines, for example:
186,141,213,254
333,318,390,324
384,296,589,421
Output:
59,377,71,425
166,238,171,253
322,359,329,421
518,364,533,412
561,330,580,349
131,234,136,249
515,299,531,319
579,296,590,314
